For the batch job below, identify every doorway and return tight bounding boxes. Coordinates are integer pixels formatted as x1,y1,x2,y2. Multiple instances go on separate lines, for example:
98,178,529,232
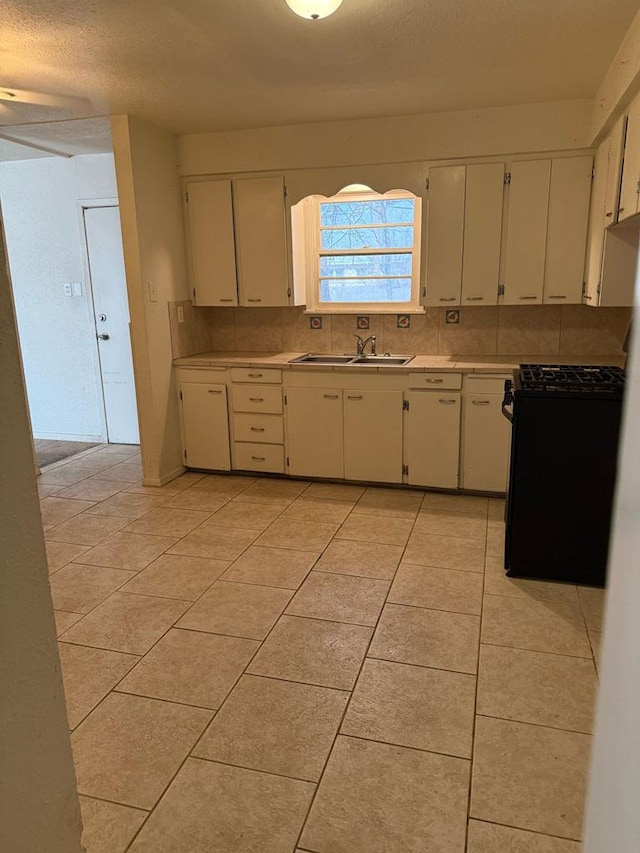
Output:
83,205,139,445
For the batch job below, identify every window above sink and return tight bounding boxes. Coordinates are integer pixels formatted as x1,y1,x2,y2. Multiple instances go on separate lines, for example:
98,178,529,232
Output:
291,185,423,315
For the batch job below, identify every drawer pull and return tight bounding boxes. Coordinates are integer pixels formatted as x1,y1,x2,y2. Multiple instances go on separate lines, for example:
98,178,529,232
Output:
323,394,339,399
250,427,265,432
466,297,484,302
249,397,264,402
251,455,266,461
605,211,613,218
439,297,457,302
248,373,263,378
583,295,593,301
546,295,566,299
519,296,538,301
472,400,491,405
219,298,234,303
426,378,444,384
247,298,262,303
439,399,457,404
208,389,223,394
347,395,363,401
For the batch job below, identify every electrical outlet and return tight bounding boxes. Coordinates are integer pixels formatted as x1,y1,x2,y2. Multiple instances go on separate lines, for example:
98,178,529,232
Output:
148,281,158,303
62,283,73,297
177,306,184,323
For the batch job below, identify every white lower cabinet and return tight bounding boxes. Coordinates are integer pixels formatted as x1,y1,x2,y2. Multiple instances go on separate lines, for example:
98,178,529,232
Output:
344,390,404,484
405,391,461,488
179,382,231,471
286,387,344,479
461,389,511,492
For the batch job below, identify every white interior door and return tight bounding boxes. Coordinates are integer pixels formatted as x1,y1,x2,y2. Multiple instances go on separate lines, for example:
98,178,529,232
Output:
84,206,139,444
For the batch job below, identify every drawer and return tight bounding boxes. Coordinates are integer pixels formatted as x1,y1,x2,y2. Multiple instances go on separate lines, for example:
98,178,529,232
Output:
408,372,462,390
232,384,283,414
233,413,284,444
231,367,282,384
463,374,512,394
233,442,284,473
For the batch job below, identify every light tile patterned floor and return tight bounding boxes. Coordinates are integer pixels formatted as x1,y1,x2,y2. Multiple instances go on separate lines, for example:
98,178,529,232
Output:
39,445,602,853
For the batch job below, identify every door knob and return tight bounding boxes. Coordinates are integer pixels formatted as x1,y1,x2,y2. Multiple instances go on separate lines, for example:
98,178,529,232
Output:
97,333,110,340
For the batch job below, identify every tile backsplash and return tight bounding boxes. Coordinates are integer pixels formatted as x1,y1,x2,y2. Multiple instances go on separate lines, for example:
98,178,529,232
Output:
169,303,631,360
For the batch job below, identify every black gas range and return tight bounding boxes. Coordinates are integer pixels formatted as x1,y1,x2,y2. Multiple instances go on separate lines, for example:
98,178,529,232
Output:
502,364,625,587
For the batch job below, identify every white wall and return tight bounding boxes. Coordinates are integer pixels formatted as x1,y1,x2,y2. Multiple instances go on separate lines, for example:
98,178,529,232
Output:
111,115,189,485
178,98,593,176
0,153,118,441
583,286,640,850
0,216,83,853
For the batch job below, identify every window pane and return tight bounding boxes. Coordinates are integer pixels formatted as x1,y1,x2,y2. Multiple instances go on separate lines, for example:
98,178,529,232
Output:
320,253,412,278
320,278,412,303
321,225,414,250
320,198,415,227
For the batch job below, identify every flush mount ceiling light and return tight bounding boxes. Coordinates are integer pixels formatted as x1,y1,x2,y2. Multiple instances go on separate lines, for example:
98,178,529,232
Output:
285,0,343,20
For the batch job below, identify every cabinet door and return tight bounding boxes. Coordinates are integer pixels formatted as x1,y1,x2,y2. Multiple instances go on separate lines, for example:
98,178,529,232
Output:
604,115,626,226
584,139,609,305
344,390,403,484
286,387,344,479
424,166,465,306
234,176,290,307
543,156,593,305
405,392,460,488
461,163,504,306
180,382,231,471
503,160,551,305
461,394,511,492
186,180,238,307
619,97,640,222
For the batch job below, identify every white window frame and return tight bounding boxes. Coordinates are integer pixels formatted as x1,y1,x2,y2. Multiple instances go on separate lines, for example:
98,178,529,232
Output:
304,189,423,314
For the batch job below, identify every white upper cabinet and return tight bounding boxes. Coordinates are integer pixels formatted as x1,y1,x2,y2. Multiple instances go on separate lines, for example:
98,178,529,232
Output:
185,174,291,308
619,95,640,222
603,115,626,226
186,180,238,307
234,176,290,307
424,165,465,306
502,159,551,305
543,156,593,305
461,163,504,306
584,115,632,306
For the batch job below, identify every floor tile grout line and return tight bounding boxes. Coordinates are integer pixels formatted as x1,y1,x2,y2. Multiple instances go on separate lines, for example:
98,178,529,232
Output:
76,790,151,813
468,815,583,844
479,640,594,661
331,730,472,763
292,491,425,850
464,509,489,852
474,713,593,738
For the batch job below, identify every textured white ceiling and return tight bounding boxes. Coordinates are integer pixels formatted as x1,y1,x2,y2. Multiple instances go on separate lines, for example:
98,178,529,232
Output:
1,0,639,134
0,118,112,161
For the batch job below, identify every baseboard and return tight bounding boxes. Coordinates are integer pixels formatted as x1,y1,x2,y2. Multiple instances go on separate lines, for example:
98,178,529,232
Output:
142,465,186,488
33,431,106,443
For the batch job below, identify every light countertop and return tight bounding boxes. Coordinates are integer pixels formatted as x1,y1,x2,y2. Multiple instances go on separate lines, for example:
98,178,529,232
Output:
174,351,625,372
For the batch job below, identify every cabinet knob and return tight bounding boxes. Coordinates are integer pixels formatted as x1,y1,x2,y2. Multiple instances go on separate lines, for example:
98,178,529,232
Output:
251,456,266,461
219,298,234,303
208,389,223,394
426,378,444,384
546,295,566,300
519,296,538,301
250,427,265,432
347,395,363,401
323,394,339,399
465,297,484,302
248,373,263,378
248,397,264,402
439,399,457,404
439,297,457,302
247,298,262,303
472,400,491,405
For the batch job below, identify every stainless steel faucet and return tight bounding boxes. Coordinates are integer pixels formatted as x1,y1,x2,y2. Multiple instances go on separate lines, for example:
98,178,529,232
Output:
353,334,377,356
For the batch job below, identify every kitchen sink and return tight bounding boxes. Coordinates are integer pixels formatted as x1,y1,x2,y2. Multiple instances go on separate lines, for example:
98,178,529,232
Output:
351,355,414,366
289,354,356,364
289,353,414,367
